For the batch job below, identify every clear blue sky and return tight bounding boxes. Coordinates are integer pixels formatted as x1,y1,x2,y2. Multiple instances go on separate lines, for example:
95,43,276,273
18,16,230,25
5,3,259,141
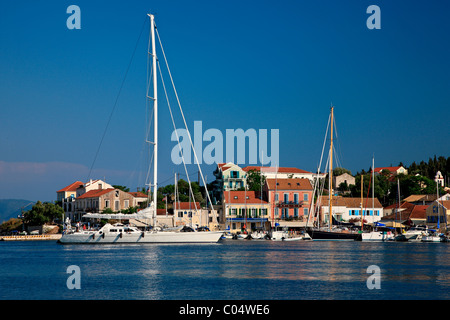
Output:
1,0,450,201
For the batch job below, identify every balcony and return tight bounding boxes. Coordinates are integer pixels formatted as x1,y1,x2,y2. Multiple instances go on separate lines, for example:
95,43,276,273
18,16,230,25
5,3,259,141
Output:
276,201,305,208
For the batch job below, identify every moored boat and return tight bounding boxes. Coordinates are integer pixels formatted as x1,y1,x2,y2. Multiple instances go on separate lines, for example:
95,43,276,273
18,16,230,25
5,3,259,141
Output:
59,222,223,244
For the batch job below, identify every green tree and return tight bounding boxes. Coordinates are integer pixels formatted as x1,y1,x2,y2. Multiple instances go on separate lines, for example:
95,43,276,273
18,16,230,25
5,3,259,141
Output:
112,185,130,192
246,169,266,192
22,201,64,226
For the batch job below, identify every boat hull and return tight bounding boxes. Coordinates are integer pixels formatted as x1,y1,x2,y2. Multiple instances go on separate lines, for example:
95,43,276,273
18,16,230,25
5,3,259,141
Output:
356,231,394,241
421,236,441,242
307,229,359,241
58,230,223,244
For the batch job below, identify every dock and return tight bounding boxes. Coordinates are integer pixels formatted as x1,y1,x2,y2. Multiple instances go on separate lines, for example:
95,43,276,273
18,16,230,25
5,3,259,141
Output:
0,234,62,241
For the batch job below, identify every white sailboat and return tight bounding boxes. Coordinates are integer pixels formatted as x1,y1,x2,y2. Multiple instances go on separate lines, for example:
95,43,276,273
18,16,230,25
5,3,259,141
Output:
357,156,394,241
59,14,223,244
422,176,443,242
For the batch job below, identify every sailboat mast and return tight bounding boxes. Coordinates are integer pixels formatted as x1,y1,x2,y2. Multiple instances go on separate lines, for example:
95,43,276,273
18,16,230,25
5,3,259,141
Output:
372,156,375,224
361,174,363,230
149,14,158,222
329,106,334,231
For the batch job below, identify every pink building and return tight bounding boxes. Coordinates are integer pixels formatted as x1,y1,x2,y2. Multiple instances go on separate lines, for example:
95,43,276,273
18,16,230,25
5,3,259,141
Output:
264,178,313,222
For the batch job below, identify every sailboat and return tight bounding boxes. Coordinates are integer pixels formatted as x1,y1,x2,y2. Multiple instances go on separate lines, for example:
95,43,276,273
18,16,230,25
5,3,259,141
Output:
422,175,443,242
356,157,394,241
59,14,223,244
307,106,359,240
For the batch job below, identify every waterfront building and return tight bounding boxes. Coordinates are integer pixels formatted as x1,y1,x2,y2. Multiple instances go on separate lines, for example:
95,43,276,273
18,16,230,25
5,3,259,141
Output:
403,194,438,205
127,191,149,207
426,200,450,232
56,181,83,213
318,196,384,225
74,188,135,221
57,179,114,221
210,162,248,204
173,202,222,229
382,202,427,227
264,178,313,227
223,190,270,233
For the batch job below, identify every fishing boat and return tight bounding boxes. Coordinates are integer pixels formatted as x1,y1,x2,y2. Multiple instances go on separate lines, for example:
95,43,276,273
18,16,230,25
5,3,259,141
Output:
307,106,360,241
59,14,223,244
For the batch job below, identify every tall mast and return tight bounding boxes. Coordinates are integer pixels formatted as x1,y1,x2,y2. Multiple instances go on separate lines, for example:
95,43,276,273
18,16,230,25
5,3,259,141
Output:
148,14,158,222
372,156,375,224
361,174,363,230
329,106,334,231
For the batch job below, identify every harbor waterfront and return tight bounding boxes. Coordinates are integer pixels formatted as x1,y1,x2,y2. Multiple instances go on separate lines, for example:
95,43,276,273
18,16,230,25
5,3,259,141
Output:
1,239,450,300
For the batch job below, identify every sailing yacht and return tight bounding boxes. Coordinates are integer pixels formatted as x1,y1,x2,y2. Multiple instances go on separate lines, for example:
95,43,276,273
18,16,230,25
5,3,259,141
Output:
356,157,394,241
59,14,223,244
307,106,359,240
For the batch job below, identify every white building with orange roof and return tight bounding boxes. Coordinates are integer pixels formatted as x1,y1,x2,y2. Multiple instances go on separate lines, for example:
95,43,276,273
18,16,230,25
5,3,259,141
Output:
373,166,408,176
242,165,318,182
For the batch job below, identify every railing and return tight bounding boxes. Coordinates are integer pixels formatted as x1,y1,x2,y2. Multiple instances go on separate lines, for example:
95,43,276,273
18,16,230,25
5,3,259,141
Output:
276,201,304,207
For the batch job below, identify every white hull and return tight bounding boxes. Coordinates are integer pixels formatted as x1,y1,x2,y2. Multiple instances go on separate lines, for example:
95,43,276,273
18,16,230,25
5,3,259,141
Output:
421,236,441,242
271,231,311,241
59,230,223,244
359,231,394,241
59,224,223,244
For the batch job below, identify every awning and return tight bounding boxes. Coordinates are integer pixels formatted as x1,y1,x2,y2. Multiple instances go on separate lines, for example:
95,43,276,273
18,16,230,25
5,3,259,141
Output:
383,221,405,228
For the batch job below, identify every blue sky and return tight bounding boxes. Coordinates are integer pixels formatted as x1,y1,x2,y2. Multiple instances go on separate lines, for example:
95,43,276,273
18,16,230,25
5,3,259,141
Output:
1,0,450,201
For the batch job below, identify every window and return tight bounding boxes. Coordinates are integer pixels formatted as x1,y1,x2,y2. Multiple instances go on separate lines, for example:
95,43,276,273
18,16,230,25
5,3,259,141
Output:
275,193,279,202
284,193,289,203
303,193,309,201
303,208,309,216
124,200,129,209
105,200,110,208
294,208,298,217
294,193,299,204
178,212,183,218
114,200,120,211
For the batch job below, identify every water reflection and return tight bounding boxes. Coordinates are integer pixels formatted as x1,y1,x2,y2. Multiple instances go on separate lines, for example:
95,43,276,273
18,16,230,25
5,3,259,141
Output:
3,240,450,299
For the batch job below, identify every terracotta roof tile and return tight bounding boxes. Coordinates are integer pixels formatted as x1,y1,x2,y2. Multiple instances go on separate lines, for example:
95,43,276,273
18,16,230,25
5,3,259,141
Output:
57,181,84,193
77,188,115,199
243,166,312,174
223,191,268,204
266,178,313,190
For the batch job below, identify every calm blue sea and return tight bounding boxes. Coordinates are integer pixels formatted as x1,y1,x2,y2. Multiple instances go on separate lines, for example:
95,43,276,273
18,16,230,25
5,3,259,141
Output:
1,240,449,300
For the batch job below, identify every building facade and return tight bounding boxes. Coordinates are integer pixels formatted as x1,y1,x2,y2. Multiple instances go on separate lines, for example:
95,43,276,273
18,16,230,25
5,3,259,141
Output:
264,178,313,226
318,196,384,224
210,162,248,204
426,200,450,232
222,190,270,233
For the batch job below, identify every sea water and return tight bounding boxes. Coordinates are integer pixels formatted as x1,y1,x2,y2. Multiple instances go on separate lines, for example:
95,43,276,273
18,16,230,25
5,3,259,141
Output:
1,240,449,300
